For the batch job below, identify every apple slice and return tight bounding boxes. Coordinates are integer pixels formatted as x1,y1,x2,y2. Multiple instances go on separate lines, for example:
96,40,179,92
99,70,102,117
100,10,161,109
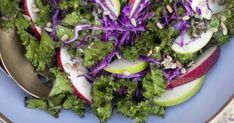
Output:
191,0,224,20
172,31,213,54
57,47,92,103
129,0,141,18
167,46,220,88
24,0,42,37
104,59,148,74
105,0,121,17
154,76,205,106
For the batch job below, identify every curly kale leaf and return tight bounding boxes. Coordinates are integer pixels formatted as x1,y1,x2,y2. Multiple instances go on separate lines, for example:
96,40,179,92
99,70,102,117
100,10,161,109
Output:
35,0,53,26
142,68,166,99
117,99,165,123
122,32,160,61
14,15,56,71
91,75,115,123
212,0,234,44
0,0,19,30
83,40,113,68
26,68,86,118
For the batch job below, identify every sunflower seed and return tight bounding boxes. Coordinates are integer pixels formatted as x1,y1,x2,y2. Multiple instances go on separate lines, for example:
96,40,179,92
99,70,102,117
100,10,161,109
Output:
181,68,187,74
44,27,52,32
176,61,183,69
23,14,31,21
32,8,40,13
182,16,190,21
166,55,173,62
166,5,173,13
147,49,153,56
46,22,52,28
61,34,69,42
131,18,137,27
221,22,228,35
157,22,164,29
171,63,177,69
116,53,122,60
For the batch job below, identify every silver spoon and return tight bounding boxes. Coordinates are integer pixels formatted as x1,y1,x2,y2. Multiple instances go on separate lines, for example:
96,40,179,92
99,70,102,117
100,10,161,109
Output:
0,29,50,98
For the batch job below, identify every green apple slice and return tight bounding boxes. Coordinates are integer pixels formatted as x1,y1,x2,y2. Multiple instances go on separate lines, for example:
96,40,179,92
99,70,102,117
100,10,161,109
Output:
105,0,121,17
104,59,148,74
154,76,205,107
172,31,213,54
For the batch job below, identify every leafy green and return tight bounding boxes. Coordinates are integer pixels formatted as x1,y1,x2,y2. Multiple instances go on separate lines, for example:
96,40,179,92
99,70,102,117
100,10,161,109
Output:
142,68,166,99
117,99,165,123
49,68,73,97
91,75,114,123
14,15,56,71
56,25,74,40
63,12,82,25
35,0,52,26
26,68,86,118
212,0,234,44
84,40,113,68
0,0,19,30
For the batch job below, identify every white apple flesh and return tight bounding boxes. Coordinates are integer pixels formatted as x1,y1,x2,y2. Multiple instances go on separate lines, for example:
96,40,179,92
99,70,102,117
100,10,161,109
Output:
104,59,148,74
57,48,92,104
154,76,205,106
24,0,42,38
167,46,220,88
191,0,224,20
172,31,213,54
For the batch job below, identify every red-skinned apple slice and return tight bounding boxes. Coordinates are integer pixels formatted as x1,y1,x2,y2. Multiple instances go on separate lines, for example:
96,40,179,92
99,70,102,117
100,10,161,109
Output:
57,48,92,104
24,0,42,38
167,46,220,89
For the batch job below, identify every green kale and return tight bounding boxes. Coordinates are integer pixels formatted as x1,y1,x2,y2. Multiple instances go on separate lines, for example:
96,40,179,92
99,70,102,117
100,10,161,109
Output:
14,15,56,71
122,32,160,61
59,0,81,10
142,68,166,99
25,98,60,118
83,40,113,68
26,68,86,118
0,0,20,30
35,0,53,26
117,99,165,123
212,0,234,44
56,25,74,40
91,75,115,123
49,68,73,97
63,12,82,25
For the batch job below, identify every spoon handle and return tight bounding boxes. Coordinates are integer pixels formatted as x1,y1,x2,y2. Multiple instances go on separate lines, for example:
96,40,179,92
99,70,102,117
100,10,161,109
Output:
0,113,12,123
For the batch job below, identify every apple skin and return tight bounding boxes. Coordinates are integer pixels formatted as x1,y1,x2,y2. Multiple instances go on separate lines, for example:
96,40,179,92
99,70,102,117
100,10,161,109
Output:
56,48,92,104
23,0,42,39
167,46,220,89
154,76,205,106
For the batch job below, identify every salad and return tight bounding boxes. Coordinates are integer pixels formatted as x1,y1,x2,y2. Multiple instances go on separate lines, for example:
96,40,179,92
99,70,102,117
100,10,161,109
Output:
0,0,234,122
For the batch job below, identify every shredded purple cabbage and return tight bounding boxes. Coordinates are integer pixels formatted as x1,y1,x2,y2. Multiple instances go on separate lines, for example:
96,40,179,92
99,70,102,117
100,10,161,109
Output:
163,68,182,82
88,50,118,77
111,70,147,80
118,87,127,95
51,0,59,41
139,56,161,66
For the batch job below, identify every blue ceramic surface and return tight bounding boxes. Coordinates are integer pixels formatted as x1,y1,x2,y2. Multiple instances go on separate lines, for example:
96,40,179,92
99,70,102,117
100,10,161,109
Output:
0,39,234,123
